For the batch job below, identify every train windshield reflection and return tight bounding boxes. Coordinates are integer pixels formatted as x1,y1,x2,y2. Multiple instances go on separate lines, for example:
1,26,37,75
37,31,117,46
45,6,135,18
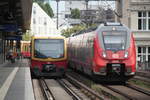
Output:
103,31,127,51
34,39,64,58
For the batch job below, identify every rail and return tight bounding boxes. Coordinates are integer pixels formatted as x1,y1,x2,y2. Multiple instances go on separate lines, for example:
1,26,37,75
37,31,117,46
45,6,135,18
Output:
66,74,105,100
126,83,150,96
39,78,55,100
57,79,82,100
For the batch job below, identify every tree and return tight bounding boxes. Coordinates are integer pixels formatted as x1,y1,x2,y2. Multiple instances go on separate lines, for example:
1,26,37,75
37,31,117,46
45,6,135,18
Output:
34,0,54,17
44,3,54,17
61,25,86,37
22,32,32,41
71,9,80,19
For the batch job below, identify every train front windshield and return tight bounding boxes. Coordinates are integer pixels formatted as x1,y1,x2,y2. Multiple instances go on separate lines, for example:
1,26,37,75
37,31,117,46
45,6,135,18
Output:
102,31,127,51
34,39,64,58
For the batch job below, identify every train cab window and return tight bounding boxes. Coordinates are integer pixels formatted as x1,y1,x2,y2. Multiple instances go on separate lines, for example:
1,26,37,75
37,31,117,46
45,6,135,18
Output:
102,31,126,51
34,39,64,59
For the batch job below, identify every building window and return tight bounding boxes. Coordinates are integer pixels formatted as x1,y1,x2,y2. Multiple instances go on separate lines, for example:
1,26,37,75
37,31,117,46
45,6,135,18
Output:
148,47,150,53
69,1,72,4
39,17,41,24
138,11,150,30
138,47,141,53
137,46,150,70
39,27,40,34
33,18,36,24
33,10,36,15
33,7,36,15
44,17,47,25
65,14,71,18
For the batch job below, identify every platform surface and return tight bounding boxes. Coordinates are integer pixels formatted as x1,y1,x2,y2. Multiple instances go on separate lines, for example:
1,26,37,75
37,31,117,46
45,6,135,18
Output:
0,59,35,100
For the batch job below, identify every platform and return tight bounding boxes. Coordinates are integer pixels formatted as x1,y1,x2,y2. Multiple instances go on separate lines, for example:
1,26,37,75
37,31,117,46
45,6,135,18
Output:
0,59,35,100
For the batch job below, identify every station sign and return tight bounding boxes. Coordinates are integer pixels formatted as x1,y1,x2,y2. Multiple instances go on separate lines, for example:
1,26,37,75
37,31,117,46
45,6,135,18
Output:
0,24,18,32
5,36,22,41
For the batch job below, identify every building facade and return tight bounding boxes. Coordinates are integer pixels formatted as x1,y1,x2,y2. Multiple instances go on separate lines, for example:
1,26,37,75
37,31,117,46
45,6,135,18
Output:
117,0,150,70
64,1,104,18
65,1,86,18
31,3,60,35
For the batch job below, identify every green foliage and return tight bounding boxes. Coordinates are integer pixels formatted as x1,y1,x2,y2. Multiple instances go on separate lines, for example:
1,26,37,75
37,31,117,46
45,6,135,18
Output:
71,9,80,19
61,25,86,38
22,32,31,41
34,0,54,17
44,3,54,17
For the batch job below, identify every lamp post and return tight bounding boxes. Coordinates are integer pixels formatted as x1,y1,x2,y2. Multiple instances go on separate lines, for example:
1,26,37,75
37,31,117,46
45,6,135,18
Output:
56,0,60,29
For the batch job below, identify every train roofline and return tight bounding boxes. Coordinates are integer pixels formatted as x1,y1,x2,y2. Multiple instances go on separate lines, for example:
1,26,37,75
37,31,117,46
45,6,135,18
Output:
32,34,65,38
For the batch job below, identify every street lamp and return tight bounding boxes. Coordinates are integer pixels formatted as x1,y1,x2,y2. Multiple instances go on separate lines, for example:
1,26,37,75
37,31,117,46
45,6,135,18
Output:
56,0,60,29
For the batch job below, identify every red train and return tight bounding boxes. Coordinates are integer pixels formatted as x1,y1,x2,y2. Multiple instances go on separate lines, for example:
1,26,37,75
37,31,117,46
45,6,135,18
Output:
67,22,136,82
30,36,67,77
21,41,31,58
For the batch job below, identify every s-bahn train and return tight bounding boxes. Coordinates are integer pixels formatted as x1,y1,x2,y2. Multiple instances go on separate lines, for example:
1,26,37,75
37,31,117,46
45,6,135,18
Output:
21,41,31,58
30,35,67,77
67,22,136,82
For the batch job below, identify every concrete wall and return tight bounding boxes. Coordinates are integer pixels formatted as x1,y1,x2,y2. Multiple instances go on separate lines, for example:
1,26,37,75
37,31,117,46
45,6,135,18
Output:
130,11,138,30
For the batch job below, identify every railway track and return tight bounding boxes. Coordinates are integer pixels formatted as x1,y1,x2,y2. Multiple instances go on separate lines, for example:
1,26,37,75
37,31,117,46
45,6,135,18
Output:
33,76,107,100
33,70,150,100
103,84,150,100
39,78,54,100
66,75,107,100
36,78,95,100
57,79,89,100
32,79,46,100
132,76,150,83
126,83,150,96
136,71,150,79
67,70,150,100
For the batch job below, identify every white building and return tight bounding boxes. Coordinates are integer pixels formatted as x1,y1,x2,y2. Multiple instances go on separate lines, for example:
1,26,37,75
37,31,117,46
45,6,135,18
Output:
30,3,60,35
65,1,86,18
116,0,150,70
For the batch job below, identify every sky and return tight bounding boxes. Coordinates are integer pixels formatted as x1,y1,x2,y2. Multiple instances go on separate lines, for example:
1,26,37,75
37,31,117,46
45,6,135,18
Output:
47,0,115,15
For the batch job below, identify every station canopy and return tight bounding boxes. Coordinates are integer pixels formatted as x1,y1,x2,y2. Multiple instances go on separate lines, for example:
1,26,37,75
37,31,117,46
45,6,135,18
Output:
0,0,32,33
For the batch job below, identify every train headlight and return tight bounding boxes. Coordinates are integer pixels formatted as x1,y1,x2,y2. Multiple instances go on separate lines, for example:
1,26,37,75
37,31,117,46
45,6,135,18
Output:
102,52,107,58
124,51,128,58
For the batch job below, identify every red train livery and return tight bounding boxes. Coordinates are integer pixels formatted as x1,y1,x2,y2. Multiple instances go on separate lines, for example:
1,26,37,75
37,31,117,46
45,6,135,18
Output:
21,41,31,58
30,36,67,77
67,22,136,82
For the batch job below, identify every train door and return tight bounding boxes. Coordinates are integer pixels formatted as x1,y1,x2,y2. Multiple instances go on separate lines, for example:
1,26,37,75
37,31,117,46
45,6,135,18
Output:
137,46,150,71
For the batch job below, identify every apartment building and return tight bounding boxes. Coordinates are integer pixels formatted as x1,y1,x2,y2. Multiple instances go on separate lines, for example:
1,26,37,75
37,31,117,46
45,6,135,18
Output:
117,0,150,70
31,3,60,35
